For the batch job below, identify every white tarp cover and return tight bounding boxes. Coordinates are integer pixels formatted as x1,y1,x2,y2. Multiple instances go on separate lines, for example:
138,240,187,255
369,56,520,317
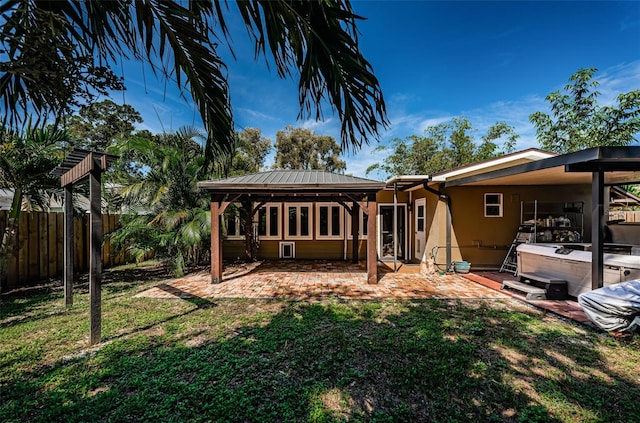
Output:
578,280,640,332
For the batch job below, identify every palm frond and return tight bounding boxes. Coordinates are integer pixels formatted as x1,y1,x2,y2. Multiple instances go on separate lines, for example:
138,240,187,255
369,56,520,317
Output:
237,0,388,152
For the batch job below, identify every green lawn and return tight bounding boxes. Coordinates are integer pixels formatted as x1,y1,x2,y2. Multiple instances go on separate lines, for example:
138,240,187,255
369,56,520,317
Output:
1,264,639,422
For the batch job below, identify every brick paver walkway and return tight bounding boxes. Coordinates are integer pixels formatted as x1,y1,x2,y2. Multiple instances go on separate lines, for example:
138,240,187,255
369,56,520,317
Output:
135,260,509,301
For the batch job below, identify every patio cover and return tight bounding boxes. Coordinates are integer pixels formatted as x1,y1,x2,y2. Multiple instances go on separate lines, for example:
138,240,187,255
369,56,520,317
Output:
429,146,640,290
198,170,385,284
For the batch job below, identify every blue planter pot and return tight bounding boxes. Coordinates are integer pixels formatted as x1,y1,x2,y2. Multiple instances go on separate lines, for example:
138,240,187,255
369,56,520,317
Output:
453,261,471,274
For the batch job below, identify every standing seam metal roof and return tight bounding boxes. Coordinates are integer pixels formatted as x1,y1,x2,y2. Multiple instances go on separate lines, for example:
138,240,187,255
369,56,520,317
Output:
199,170,383,186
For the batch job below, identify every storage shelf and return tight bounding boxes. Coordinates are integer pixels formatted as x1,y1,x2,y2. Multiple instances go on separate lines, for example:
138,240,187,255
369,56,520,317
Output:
521,201,584,243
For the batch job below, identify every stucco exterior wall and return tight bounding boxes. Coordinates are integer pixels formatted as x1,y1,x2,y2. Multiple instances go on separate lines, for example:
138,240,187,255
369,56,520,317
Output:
429,184,593,269
221,182,594,269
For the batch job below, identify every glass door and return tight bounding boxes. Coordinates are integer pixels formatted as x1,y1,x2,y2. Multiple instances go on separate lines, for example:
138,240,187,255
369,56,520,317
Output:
379,205,405,260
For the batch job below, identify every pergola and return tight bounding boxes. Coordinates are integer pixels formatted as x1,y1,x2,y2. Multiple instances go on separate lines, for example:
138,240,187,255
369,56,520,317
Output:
197,170,385,284
51,148,118,345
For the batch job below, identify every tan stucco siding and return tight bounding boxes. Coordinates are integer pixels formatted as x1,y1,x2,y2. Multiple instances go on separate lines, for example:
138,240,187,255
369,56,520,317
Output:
296,240,344,259
222,240,246,260
228,239,367,261
256,241,279,259
440,184,592,269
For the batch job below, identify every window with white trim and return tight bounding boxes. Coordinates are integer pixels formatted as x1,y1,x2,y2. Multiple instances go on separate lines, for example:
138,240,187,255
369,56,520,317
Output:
484,193,503,217
346,204,368,239
285,203,312,240
316,203,344,239
224,213,245,240
257,203,281,239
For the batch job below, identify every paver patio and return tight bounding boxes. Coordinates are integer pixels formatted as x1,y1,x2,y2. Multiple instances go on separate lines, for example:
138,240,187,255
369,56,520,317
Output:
136,260,508,301
136,260,593,326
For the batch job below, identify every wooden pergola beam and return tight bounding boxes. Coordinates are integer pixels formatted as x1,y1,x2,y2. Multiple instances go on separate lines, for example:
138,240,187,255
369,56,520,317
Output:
60,152,108,187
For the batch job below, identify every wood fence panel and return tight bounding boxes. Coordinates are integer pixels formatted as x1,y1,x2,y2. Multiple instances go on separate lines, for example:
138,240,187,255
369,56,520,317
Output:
74,217,84,271
56,213,64,277
112,214,122,265
609,210,640,222
28,213,39,282
102,215,110,268
2,211,146,290
39,213,48,281
7,213,18,289
17,215,28,284
48,214,58,279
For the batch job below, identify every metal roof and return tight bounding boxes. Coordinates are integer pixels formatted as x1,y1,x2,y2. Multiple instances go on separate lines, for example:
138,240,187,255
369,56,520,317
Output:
198,170,385,193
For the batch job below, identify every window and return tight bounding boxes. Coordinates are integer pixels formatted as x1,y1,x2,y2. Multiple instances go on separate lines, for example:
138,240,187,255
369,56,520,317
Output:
484,193,503,217
257,203,281,239
346,203,369,239
316,203,344,239
285,203,312,240
416,202,425,232
224,213,245,240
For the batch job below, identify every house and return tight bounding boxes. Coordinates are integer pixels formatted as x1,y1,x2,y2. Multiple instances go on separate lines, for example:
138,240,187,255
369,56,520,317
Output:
198,146,640,290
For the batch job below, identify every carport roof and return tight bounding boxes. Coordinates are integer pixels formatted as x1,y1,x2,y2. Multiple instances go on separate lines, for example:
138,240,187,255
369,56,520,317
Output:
436,146,640,187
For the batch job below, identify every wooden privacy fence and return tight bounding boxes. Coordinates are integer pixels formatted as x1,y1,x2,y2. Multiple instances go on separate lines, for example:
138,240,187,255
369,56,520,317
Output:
0,211,130,291
609,210,640,222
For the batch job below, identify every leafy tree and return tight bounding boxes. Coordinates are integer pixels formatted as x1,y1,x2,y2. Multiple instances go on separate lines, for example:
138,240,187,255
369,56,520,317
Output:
367,118,519,178
109,127,219,276
476,121,519,161
273,126,346,173
66,100,143,151
231,128,272,175
0,5,124,127
530,68,640,154
0,0,387,163
0,123,66,288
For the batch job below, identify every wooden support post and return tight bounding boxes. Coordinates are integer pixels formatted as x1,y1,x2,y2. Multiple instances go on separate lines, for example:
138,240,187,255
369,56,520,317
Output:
351,203,359,264
89,167,102,345
211,200,223,283
592,171,604,290
64,185,74,307
367,197,377,284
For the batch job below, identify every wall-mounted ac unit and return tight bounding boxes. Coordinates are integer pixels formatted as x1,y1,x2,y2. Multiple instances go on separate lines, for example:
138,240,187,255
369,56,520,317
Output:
279,242,295,259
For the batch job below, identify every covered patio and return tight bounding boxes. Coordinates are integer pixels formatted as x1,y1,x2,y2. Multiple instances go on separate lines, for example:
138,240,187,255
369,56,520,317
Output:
198,170,385,284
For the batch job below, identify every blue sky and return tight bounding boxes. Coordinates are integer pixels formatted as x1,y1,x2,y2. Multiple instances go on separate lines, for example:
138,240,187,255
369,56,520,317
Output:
119,1,640,179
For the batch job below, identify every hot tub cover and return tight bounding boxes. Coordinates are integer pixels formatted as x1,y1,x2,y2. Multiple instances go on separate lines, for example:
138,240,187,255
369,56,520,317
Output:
578,280,640,332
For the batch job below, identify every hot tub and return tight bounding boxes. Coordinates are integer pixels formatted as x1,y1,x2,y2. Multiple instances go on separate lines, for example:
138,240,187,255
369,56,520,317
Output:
517,243,640,297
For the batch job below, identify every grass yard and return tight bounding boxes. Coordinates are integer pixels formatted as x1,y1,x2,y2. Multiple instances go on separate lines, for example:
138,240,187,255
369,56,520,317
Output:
1,263,639,422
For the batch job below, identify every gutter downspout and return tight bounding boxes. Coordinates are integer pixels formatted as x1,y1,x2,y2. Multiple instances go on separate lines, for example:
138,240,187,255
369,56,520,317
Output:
423,182,452,271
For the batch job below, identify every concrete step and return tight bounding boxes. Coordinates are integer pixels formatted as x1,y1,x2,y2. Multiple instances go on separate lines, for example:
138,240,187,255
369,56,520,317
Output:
501,279,547,300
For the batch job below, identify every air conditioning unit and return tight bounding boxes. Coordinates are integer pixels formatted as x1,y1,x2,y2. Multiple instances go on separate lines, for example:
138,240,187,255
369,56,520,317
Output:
279,242,295,259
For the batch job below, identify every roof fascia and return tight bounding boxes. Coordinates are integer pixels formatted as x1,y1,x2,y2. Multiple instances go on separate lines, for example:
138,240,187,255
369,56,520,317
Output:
430,149,555,182
441,152,582,187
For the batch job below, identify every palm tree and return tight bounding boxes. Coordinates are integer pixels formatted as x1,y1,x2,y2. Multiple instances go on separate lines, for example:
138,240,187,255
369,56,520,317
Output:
109,126,217,276
0,0,388,162
0,123,66,287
